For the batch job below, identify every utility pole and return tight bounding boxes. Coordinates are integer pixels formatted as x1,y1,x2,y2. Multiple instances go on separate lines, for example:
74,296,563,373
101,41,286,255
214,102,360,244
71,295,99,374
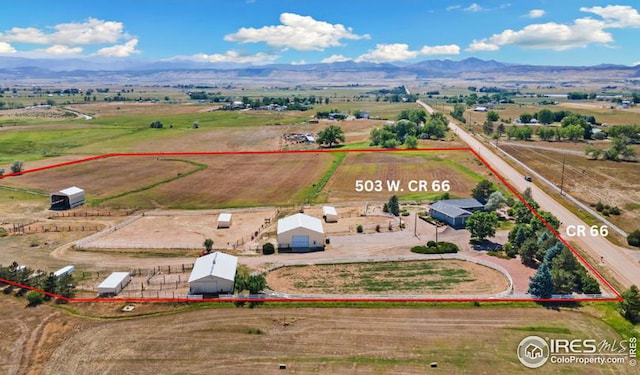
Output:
560,155,566,196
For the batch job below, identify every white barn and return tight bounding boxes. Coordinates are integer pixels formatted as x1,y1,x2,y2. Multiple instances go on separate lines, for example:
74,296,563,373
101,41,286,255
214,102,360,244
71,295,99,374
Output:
53,265,74,278
217,213,232,229
277,213,324,251
188,252,238,295
50,186,85,210
322,206,338,223
97,272,131,296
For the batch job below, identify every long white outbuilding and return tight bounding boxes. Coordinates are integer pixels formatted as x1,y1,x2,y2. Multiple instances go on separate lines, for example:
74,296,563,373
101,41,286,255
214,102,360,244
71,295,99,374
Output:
97,272,131,296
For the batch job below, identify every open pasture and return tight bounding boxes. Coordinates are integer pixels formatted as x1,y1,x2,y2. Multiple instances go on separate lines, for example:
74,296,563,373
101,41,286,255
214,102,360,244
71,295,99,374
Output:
322,151,491,202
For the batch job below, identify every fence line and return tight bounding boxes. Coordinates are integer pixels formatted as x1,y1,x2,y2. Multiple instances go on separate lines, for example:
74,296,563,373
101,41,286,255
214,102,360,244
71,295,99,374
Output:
75,214,143,248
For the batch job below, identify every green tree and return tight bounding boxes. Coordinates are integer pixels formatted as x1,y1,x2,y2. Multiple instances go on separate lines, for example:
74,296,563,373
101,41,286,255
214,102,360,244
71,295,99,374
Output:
405,135,418,149
42,273,57,301
317,125,345,147
561,124,585,142
537,127,555,141
471,180,496,203
387,195,400,216
551,268,575,294
619,285,640,323
482,121,494,135
10,160,23,173
530,211,561,232
262,242,275,255
628,229,640,247
509,224,533,250
537,109,554,124
247,274,267,294
486,110,500,122
27,291,45,306
528,263,554,298
484,191,506,211
450,104,466,123
519,238,539,266
519,113,533,124
465,212,499,241
203,238,214,252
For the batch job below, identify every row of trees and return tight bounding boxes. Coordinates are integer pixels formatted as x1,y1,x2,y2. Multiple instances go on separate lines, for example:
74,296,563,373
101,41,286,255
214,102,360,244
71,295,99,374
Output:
0,262,75,302
370,111,448,148
0,161,23,176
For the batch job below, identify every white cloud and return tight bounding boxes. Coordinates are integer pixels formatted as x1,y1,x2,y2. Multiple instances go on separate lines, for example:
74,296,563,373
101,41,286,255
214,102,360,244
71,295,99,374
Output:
194,50,278,64
0,18,128,45
356,43,460,63
580,5,640,28
291,60,306,65
446,5,461,11
95,39,140,57
467,18,613,51
224,13,369,51
527,9,546,19
41,44,83,55
465,3,484,12
420,44,461,55
0,41,16,53
633,61,640,66
466,40,500,52
321,54,352,63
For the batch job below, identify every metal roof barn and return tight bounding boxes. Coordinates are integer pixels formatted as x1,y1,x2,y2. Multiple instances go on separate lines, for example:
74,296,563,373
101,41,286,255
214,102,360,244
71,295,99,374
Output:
97,272,131,296
50,186,85,210
53,265,74,278
277,213,324,252
188,252,238,295
217,213,232,229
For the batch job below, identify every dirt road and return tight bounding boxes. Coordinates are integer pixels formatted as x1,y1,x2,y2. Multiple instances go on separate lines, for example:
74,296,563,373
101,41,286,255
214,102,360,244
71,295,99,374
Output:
417,100,640,291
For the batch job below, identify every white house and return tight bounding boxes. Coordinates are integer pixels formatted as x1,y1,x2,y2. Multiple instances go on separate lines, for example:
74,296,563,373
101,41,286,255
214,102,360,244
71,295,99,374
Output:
277,213,324,251
97,272,131,296
188,252,238,295
217,213,232,229
322,206,338,223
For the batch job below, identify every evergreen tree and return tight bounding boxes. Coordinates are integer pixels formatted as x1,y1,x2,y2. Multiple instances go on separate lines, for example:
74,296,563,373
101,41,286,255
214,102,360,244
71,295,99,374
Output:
619,285,640,323
388,195,400,216
529,263,554,298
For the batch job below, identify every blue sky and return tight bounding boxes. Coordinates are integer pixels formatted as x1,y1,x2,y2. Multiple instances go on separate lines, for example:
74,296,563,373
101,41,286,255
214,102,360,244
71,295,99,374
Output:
1,1,639,66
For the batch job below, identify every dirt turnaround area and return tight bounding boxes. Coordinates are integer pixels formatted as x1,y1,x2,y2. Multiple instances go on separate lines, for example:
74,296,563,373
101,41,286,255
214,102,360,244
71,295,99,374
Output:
267,260,509,295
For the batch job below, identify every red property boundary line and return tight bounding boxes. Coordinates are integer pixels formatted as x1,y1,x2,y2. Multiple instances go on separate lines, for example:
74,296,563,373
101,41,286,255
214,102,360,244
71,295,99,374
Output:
0,147,623,303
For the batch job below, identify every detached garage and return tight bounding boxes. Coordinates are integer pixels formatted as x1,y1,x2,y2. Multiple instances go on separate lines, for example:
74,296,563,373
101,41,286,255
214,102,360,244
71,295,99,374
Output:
97,272,131,296
277,213,324,252
217,213,232,229
188,251,238,295
322,206,338,223
50,186,85,210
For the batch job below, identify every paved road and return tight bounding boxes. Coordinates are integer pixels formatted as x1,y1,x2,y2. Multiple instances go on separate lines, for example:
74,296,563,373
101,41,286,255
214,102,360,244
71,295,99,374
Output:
417,100,640,290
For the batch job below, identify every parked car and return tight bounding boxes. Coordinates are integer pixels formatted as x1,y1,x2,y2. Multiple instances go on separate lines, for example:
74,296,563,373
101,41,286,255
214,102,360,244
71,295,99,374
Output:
524,175,532,182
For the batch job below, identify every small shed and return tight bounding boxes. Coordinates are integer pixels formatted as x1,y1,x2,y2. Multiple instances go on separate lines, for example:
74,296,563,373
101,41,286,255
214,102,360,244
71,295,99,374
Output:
53,265,74,278
50,186,85,210
277,213,324,252
188,252,238,295
97,272,131,296
322,206,338,223
217,213,232,229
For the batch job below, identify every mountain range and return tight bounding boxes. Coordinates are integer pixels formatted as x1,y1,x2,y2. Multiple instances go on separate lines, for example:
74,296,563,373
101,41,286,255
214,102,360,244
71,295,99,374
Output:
1,57,638,84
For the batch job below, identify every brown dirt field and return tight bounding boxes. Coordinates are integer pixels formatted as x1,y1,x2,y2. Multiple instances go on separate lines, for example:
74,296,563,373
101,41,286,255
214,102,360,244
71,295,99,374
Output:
1,295,630,375
500,145,640,233
105,153,335,208
89,209,277,250
72,102,211,117
266,260,509,295
323,151,489,202
1,157,195,198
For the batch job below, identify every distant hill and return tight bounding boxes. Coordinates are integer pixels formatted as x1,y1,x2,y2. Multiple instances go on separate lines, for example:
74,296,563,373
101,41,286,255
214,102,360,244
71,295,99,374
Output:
0,56,638,84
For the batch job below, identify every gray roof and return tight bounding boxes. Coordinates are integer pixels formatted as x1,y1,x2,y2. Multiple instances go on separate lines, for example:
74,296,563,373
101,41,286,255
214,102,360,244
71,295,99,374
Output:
98,272,130,289
443,198,484,210
188,251,238,283
429,200,473,219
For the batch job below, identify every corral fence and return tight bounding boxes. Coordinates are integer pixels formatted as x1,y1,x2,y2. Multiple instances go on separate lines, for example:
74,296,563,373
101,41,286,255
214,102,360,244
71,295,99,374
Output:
49,209,136,218
75,214,143,248
9,223,103,234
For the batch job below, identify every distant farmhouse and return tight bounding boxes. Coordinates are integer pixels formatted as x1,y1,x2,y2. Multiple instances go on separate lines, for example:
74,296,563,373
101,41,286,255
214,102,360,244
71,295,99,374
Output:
429,198,485,229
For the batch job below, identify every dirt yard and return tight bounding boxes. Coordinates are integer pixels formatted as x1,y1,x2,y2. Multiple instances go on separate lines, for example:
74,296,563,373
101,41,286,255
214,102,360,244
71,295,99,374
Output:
266,260,509,295
1,295,631,375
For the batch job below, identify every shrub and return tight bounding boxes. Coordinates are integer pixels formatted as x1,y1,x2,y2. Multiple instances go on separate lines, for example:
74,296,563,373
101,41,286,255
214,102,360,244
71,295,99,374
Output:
601,208,610,216
356,224,363,233
262,242,275,255
628,230,640,247
595,202,604,212
427,240,437,247
610,206,621,215
0,228,7,237
401,210,410,216
10,161,23,173
504,242,517,258
410,241,459,254
27,291,44,306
